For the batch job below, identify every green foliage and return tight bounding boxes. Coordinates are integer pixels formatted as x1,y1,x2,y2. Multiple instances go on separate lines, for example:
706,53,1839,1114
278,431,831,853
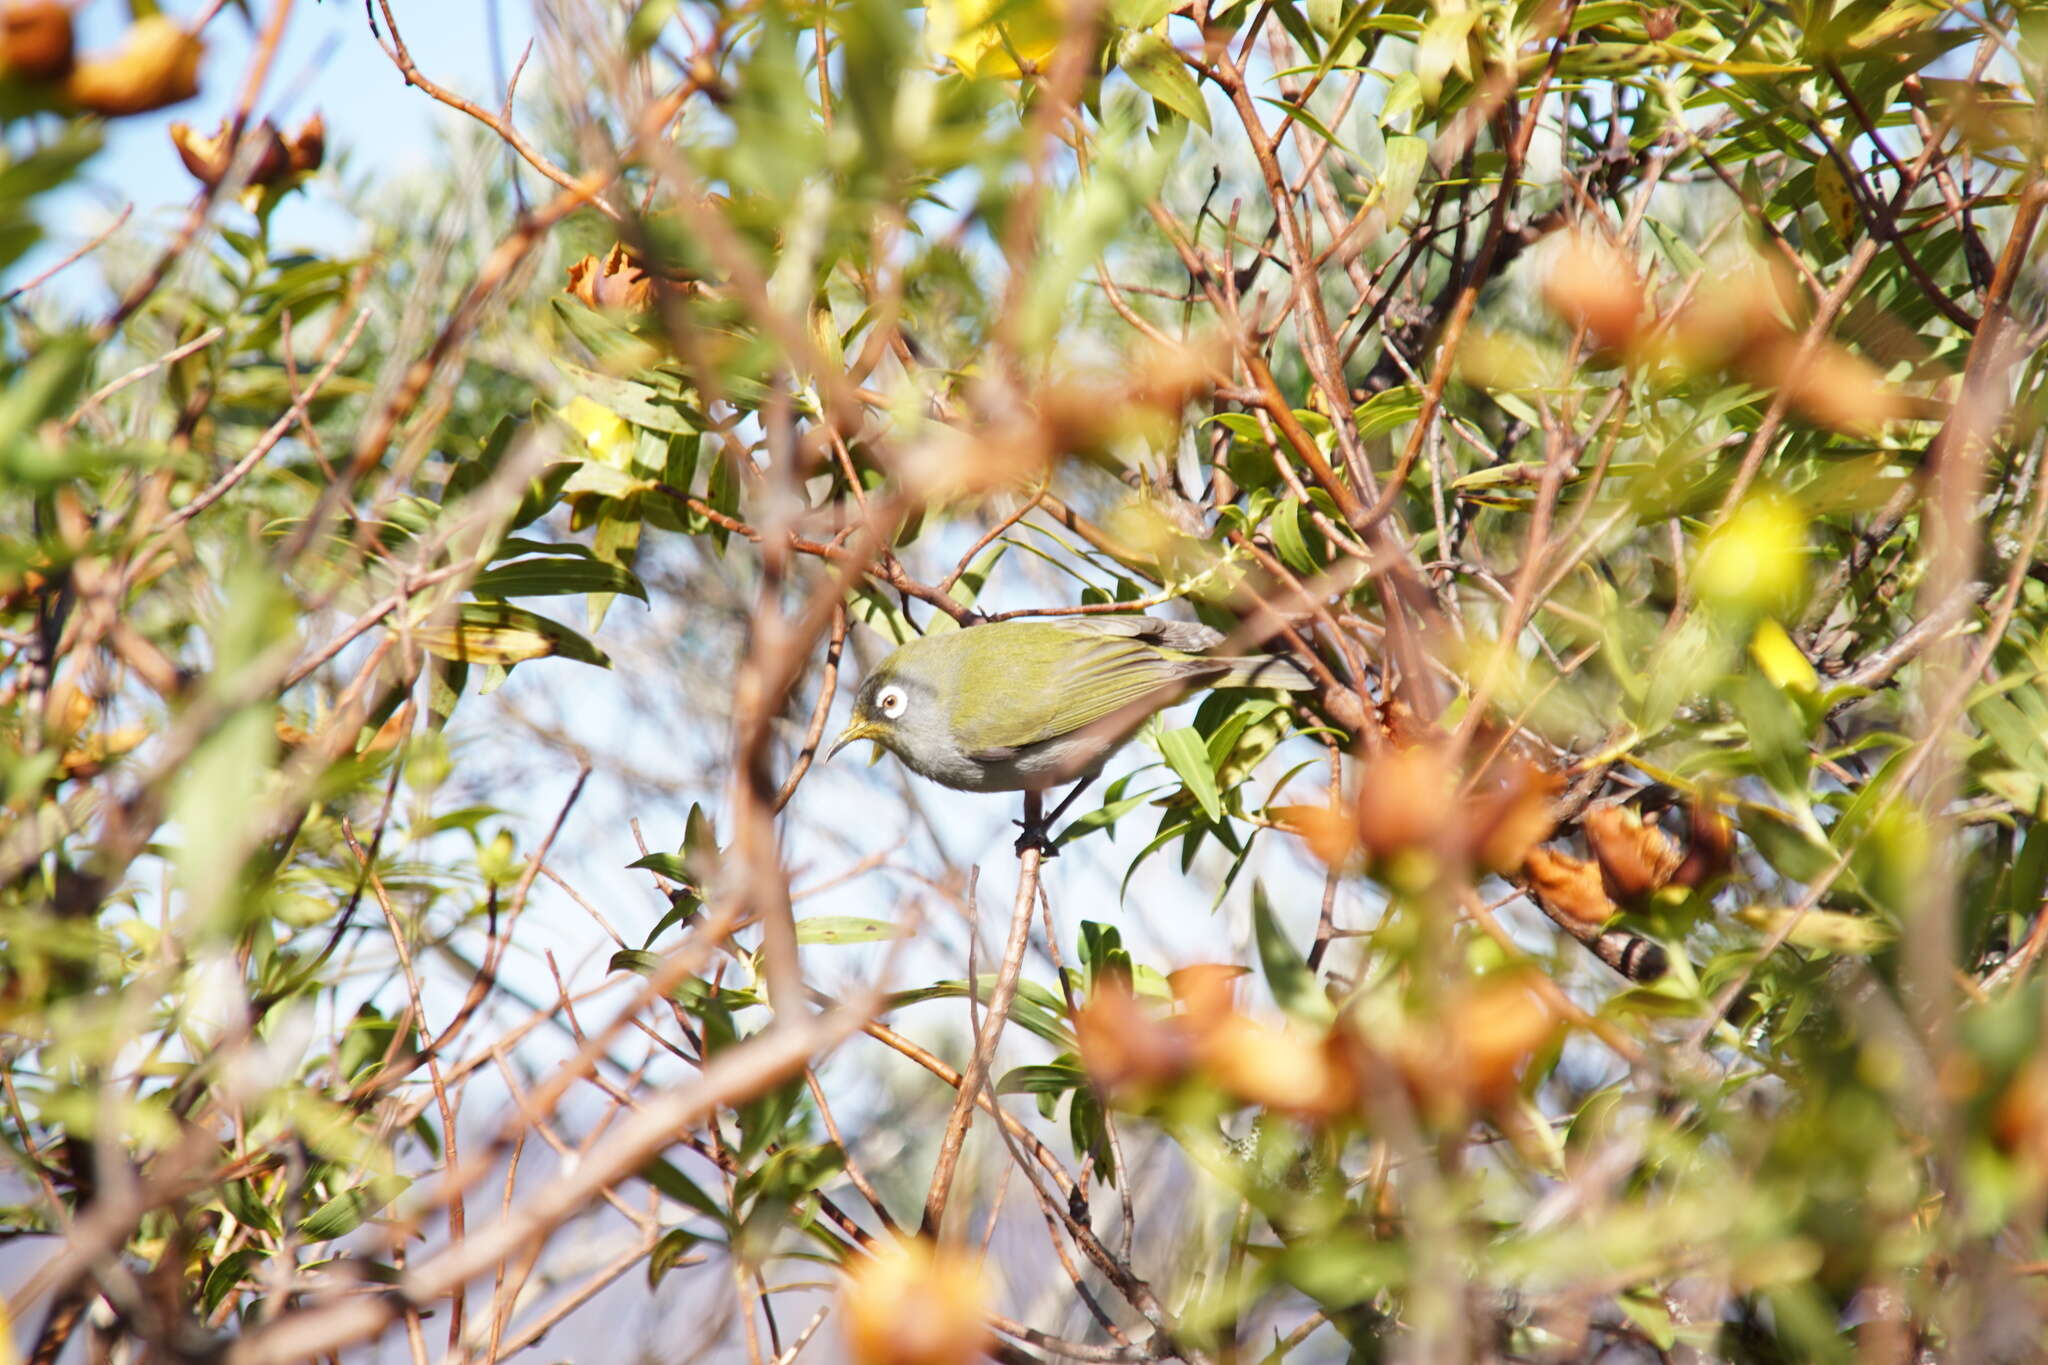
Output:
5,0,2048,1359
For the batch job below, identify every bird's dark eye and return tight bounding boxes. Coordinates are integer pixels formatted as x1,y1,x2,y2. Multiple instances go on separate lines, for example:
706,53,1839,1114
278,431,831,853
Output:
877,686,908,718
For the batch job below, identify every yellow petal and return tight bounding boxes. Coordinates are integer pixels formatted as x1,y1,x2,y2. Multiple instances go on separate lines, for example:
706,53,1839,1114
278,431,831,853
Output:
1750,618,1819,695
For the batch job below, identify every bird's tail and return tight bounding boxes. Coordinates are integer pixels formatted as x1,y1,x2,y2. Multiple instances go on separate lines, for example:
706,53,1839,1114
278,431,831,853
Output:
1209,654,1315,691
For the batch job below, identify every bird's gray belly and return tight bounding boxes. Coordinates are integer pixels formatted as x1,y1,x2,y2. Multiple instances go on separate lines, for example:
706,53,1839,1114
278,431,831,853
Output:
904,731,1126,793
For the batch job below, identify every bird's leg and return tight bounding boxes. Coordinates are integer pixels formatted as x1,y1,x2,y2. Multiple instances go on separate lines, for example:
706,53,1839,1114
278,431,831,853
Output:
1012,778,1098,857
1013,789,1050,858
1042,776,1098,838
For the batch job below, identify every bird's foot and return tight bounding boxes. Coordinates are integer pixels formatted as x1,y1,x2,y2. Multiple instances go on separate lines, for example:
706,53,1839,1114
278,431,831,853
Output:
1012,820,1059,859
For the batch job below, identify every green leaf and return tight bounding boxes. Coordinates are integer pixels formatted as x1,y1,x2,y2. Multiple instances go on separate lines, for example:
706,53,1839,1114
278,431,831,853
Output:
641,1157,728,1224
1378,135,1428,225
338,1003,408,1082
411,603,610,668
882,978,1076,1049
628,852,691,882
1055,781,1166,847
202,1248,261,1317
627,0,681,53
737,1076,804,1160
470,556,649,603
1158,726,1223,823
1116,30,1211,131
646,1227,701,1288
1380,72,1423,132
1269,498,1322,576
793,916,905,945
297,1175,410,1242
1353,384,1422,440
219,1179,282,1236
644,890,702,946
736,1142,846,1207
1256,96,1345,151
1252,882,1332,1025
684,803,721,883
1110,0,1176,25
0,334,93,450
1733,906,1895,955
998,1061,1087,1096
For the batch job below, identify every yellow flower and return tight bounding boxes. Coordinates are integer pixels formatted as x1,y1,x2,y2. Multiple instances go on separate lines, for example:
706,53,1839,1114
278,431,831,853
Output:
1695,494,1808,616
933,0,1066,77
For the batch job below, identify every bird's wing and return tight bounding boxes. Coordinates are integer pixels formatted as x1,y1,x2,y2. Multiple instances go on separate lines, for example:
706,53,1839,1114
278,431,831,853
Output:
1052,616,1224,653
952,623,1213,755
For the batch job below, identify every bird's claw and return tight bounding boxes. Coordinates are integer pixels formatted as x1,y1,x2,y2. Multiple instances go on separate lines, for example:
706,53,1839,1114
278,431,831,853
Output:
1012,819,1059,859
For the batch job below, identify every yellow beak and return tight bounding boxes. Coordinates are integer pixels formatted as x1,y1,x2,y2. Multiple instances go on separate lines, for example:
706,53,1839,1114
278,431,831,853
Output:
828,720,886,765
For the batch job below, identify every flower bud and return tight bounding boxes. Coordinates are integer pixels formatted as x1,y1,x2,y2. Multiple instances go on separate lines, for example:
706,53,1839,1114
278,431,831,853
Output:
66,16,202,117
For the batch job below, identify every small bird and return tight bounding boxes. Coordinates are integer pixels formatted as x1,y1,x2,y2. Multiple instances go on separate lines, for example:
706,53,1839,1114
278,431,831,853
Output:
829,616,1313,848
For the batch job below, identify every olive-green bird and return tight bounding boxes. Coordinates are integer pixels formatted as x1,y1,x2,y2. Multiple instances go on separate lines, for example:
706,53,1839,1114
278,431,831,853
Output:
829,617,1312,841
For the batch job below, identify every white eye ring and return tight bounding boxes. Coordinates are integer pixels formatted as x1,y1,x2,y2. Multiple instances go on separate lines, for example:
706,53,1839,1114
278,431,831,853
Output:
877,685,908,719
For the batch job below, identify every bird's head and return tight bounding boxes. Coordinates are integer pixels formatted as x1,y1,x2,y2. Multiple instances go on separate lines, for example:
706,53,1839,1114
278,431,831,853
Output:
829,657,935,765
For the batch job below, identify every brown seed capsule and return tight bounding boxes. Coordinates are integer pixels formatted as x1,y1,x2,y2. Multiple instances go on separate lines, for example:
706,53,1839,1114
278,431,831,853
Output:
1200,1013,1359,1120
2,2,75,82
1541,231,1646,355
170,118,289,188
1353,742,1455,863
841,1239,990,1365
1643,5,1679,40
1447,972,1560,1109
1075,979,1194,1096
1993,1060,2048,1167
1467,758,1560,875
1522,846,1617,925
564,242,655,313
66,16,202,117
1392,970,1560,1124
1672,793,1735,888
1583,803,1682,902
285,110,324,174
1269,803,1358,869
1735,333,1909,438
